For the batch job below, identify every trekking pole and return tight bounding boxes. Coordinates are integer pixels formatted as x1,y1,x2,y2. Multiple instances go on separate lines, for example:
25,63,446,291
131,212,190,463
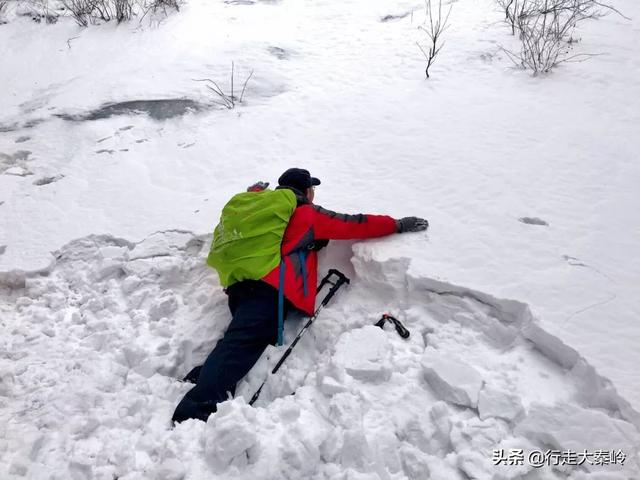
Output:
249,269,350,405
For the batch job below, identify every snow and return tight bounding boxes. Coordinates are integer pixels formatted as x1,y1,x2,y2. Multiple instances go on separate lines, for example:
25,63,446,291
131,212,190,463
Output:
421,347,484,408
2,233,638,478
515,403,640,472
333,325,392,383
1,0,640,478
477,386,525,422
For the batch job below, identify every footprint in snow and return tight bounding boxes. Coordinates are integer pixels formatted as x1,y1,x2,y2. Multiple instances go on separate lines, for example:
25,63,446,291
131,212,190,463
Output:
563,254,588,267
33,174,64,186
519,216,548,226
380,11,413,22
268,46,291,60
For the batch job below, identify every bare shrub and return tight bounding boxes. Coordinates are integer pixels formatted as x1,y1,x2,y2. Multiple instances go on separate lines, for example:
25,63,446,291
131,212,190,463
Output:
146,0,179,14
3,0,179,26
89,0,114,22
138,0,181,24
0,0,10,24
500,0,628,74
416,0,452,79
63,0,93,26
507,0,582,73
63,0,137,25
114,0,132,22
194,62,254,109
497,0,540,35
2,0,60,24
63,0,108,25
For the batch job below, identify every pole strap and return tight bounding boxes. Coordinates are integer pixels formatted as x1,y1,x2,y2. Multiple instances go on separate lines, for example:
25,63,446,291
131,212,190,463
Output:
375,313,410,339
277,260,285,346
298,250,308,297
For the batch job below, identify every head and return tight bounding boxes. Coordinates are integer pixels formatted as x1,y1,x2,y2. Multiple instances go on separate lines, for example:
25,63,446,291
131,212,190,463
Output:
306,185,315,203
278,168,321,203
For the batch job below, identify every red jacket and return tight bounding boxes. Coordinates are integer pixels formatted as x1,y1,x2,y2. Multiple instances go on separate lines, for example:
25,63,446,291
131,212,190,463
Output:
262,201,397,314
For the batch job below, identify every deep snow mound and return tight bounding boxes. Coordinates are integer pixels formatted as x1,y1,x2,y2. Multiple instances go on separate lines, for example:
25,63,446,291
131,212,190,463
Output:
1,231,639,479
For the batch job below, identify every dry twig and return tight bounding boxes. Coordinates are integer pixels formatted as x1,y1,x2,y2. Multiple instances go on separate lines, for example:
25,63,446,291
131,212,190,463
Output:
193,62,254,109
417,0,452,78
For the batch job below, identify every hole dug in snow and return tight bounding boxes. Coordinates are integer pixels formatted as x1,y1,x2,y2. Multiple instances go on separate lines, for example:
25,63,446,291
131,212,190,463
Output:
2,233,639,479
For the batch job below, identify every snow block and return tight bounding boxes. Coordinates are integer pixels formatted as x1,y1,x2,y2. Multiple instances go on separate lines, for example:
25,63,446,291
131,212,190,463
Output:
340,428,373,469
478,386,524,422
320,375,347,396
333,326,391,383
128,231,193,261
153,458,186,480
421,347,484,408
205,400,258,471
317,360,349,396
515,403,640,473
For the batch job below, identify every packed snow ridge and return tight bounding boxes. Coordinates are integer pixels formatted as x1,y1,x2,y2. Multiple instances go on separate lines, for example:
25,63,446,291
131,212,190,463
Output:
1,230,638,479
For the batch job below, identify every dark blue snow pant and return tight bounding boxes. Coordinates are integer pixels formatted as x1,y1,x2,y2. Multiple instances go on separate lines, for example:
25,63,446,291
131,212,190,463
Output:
172,280,286,423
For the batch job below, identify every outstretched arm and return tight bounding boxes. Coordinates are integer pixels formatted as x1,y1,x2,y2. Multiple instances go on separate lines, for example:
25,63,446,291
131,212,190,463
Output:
310,205,398,240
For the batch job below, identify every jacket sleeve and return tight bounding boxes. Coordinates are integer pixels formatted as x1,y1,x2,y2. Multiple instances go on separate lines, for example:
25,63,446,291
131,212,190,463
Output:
309,205,398,240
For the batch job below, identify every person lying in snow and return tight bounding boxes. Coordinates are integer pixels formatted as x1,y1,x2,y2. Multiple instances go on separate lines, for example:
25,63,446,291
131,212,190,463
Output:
172,168,428,423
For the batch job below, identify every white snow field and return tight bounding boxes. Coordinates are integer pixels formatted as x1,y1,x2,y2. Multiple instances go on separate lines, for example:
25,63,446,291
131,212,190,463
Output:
1,0,639,478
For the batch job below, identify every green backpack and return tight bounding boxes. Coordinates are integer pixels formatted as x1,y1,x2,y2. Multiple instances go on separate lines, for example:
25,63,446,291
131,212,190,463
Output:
207,189,297,287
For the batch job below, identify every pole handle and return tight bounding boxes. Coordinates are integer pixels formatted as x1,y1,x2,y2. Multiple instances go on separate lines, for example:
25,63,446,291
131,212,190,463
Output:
320,270,350,308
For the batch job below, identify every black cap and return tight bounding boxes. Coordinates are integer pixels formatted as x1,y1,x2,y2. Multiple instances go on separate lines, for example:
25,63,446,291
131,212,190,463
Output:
278,168,321,194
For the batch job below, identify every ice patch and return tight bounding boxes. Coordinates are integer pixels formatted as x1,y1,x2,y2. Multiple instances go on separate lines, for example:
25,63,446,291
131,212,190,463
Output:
56,99,207,122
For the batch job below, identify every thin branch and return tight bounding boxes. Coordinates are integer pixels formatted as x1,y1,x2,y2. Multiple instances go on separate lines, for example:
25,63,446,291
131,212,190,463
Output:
239,70,254,103
592,0,631,20
192,65,254,109
230,61,235,106
67,35,80,49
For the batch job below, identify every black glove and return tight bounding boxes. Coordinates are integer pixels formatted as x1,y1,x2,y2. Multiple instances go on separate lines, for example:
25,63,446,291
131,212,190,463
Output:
396,217,429,233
